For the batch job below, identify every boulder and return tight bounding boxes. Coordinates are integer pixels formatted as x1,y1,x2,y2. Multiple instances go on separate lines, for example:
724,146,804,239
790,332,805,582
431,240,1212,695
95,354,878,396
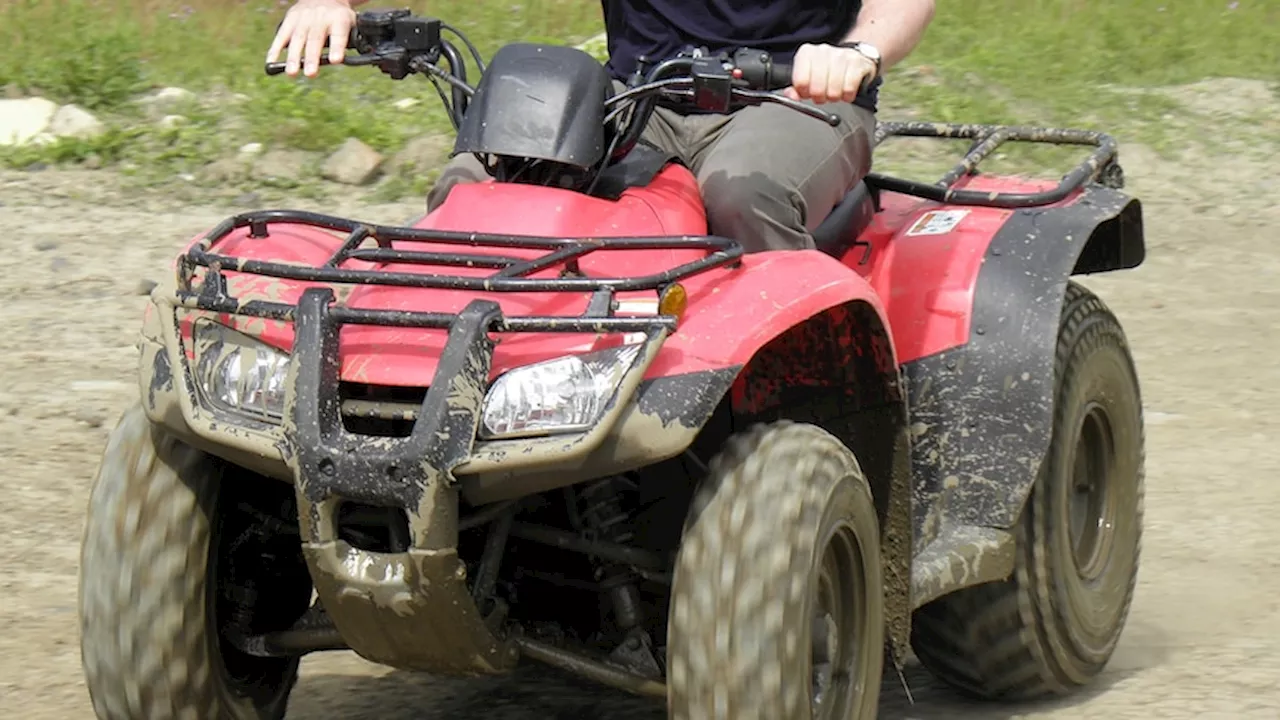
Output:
254,149,315,183
321,138,384,185
49,104,105,140
0,97,58,146
387,134,453,174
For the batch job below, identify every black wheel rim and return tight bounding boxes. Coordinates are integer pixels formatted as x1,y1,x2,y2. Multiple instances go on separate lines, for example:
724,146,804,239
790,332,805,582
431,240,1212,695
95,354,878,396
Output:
1068,402,1118,583
810,522,865,719
210,488,312,705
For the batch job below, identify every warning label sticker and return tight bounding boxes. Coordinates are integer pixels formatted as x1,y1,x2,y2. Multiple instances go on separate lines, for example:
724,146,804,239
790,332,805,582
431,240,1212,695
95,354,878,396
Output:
905,209,970,236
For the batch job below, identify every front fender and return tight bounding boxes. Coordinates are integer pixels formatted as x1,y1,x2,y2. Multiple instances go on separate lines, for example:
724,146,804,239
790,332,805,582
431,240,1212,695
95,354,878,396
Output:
904,185,1145,542
665,249,897,370
457,251,899,505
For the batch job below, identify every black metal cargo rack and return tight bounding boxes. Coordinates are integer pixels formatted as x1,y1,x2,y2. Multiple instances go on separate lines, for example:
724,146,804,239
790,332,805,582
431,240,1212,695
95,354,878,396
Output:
174,209,745,334
866,121,1123,209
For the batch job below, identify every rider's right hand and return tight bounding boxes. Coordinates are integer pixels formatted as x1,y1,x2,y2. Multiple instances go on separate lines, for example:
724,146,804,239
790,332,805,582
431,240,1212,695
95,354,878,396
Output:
266,0,358,78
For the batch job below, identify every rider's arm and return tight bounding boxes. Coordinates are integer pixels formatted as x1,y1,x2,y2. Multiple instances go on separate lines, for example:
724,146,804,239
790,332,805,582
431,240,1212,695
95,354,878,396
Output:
267,0,377,78
790,0,935,104
840,0,936,70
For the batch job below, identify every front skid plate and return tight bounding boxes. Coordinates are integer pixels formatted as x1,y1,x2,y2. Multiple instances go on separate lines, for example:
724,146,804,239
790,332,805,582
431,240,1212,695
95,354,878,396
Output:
303,540,519,673
283,288,517,673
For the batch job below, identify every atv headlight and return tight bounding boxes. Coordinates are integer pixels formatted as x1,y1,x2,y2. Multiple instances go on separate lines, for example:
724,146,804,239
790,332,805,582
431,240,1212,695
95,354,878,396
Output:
479,343,643,440
193,320,291,423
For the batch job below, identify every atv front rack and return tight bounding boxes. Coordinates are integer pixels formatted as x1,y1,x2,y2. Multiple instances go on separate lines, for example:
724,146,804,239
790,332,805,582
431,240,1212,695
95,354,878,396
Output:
867,122,1122,209
176,210,744,334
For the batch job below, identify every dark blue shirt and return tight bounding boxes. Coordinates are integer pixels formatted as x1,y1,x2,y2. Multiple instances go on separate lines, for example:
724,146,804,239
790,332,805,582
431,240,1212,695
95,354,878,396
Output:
601,0,878,110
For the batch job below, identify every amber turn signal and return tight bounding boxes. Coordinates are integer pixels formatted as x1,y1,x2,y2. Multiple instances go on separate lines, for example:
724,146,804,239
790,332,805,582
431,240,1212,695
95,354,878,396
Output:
658,283,688,321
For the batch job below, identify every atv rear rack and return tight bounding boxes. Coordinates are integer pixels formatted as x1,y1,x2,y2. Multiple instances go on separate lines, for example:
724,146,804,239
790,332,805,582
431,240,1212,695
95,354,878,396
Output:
175,210,744,334
867,122,1122,209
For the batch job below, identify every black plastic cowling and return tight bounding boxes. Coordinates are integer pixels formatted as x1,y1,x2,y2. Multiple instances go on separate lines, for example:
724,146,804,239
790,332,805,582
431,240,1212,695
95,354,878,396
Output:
453,43,613,170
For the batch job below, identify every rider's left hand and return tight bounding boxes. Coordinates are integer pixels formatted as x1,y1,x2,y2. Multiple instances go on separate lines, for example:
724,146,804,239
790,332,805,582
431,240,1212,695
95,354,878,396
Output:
786,43,877,104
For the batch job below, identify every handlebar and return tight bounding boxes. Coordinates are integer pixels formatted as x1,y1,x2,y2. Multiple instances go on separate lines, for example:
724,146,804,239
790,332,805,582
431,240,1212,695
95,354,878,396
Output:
263,10,842,162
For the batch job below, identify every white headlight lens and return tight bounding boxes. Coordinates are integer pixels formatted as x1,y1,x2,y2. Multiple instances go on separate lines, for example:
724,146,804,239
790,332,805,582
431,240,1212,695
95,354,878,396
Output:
480,343,644,439
194,320,291,422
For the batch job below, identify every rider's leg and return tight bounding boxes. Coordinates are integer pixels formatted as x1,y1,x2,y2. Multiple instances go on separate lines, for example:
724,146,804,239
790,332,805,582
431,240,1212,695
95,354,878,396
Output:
683,100,876,252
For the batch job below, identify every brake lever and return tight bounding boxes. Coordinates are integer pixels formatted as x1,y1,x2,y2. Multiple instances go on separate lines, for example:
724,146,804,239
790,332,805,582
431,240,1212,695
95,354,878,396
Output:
731,87,842,126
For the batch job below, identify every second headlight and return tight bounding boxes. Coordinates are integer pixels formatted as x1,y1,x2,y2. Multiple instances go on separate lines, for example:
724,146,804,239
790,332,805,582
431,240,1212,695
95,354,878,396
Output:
479,343,643,440
193,319,290,423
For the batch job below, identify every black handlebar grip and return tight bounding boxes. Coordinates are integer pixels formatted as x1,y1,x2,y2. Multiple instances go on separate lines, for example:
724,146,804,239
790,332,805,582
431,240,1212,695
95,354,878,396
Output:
769,62,794,90
264,54,340,76
732,48,793,91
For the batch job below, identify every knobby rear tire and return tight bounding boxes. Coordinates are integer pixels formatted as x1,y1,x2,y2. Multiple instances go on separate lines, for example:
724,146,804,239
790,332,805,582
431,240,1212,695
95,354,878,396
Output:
910,281,1145,700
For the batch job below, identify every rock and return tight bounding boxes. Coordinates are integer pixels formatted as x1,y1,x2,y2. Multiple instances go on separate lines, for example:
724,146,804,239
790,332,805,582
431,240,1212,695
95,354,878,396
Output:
321,138,384,185
232,191,262,206
73,406,106,429
82,153,103,169
141,86,195,107
36,240,58,251
393,97,421,110
254,149,314,182
200,157,249,184
238,142,263,156
134,278,158,296
158,114,187,129
137,87,196,119
0,97,58,146
49,104,105,140
3,84,22,99
387,134,452,174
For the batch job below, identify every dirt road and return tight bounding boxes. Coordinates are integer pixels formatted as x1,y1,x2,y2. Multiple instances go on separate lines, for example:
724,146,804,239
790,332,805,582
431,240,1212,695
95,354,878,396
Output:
2,84,1278,718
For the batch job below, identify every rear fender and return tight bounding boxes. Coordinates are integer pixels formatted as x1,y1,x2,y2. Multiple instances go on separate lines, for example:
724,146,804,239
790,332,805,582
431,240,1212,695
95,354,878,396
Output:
904,186,1144,600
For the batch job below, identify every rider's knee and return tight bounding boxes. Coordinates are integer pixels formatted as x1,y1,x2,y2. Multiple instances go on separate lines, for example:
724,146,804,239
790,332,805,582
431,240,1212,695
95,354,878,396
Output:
699,169,805,250
426,154,489,212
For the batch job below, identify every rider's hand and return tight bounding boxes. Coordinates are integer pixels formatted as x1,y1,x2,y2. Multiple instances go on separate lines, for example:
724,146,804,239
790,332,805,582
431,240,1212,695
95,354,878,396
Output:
266,0,357,78
787,44,877,104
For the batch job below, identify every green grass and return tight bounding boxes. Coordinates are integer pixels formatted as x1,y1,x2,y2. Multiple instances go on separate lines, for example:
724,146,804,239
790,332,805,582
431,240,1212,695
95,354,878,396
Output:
885,0,1279,133
1,0,1277,189
0,0,605,184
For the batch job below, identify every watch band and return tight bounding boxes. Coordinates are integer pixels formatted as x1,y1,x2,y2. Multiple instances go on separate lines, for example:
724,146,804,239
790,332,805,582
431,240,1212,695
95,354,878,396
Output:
838,41,882,77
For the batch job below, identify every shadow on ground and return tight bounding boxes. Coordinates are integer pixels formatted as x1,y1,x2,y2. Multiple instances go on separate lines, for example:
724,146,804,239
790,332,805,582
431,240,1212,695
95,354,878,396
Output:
289,648,1160,720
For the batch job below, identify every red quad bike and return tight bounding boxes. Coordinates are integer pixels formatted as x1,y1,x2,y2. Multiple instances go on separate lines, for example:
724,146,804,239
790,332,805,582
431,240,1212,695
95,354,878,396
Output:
78,10,1147,720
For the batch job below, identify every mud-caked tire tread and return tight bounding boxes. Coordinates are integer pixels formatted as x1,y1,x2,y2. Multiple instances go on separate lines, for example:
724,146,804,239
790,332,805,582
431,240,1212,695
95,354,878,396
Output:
910,281,1145,700
78,404,297,720
667,420,885,720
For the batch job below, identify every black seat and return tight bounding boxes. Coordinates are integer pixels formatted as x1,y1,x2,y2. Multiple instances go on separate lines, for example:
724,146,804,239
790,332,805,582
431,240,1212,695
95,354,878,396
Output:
811,180,879,258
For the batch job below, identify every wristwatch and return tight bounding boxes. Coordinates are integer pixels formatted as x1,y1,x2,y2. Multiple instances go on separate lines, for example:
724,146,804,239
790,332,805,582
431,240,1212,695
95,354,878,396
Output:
838,41,882,77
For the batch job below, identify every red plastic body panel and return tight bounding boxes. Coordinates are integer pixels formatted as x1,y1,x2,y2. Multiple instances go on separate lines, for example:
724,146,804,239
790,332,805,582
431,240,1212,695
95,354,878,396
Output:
180,165,1074,386
843,174,1070,363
